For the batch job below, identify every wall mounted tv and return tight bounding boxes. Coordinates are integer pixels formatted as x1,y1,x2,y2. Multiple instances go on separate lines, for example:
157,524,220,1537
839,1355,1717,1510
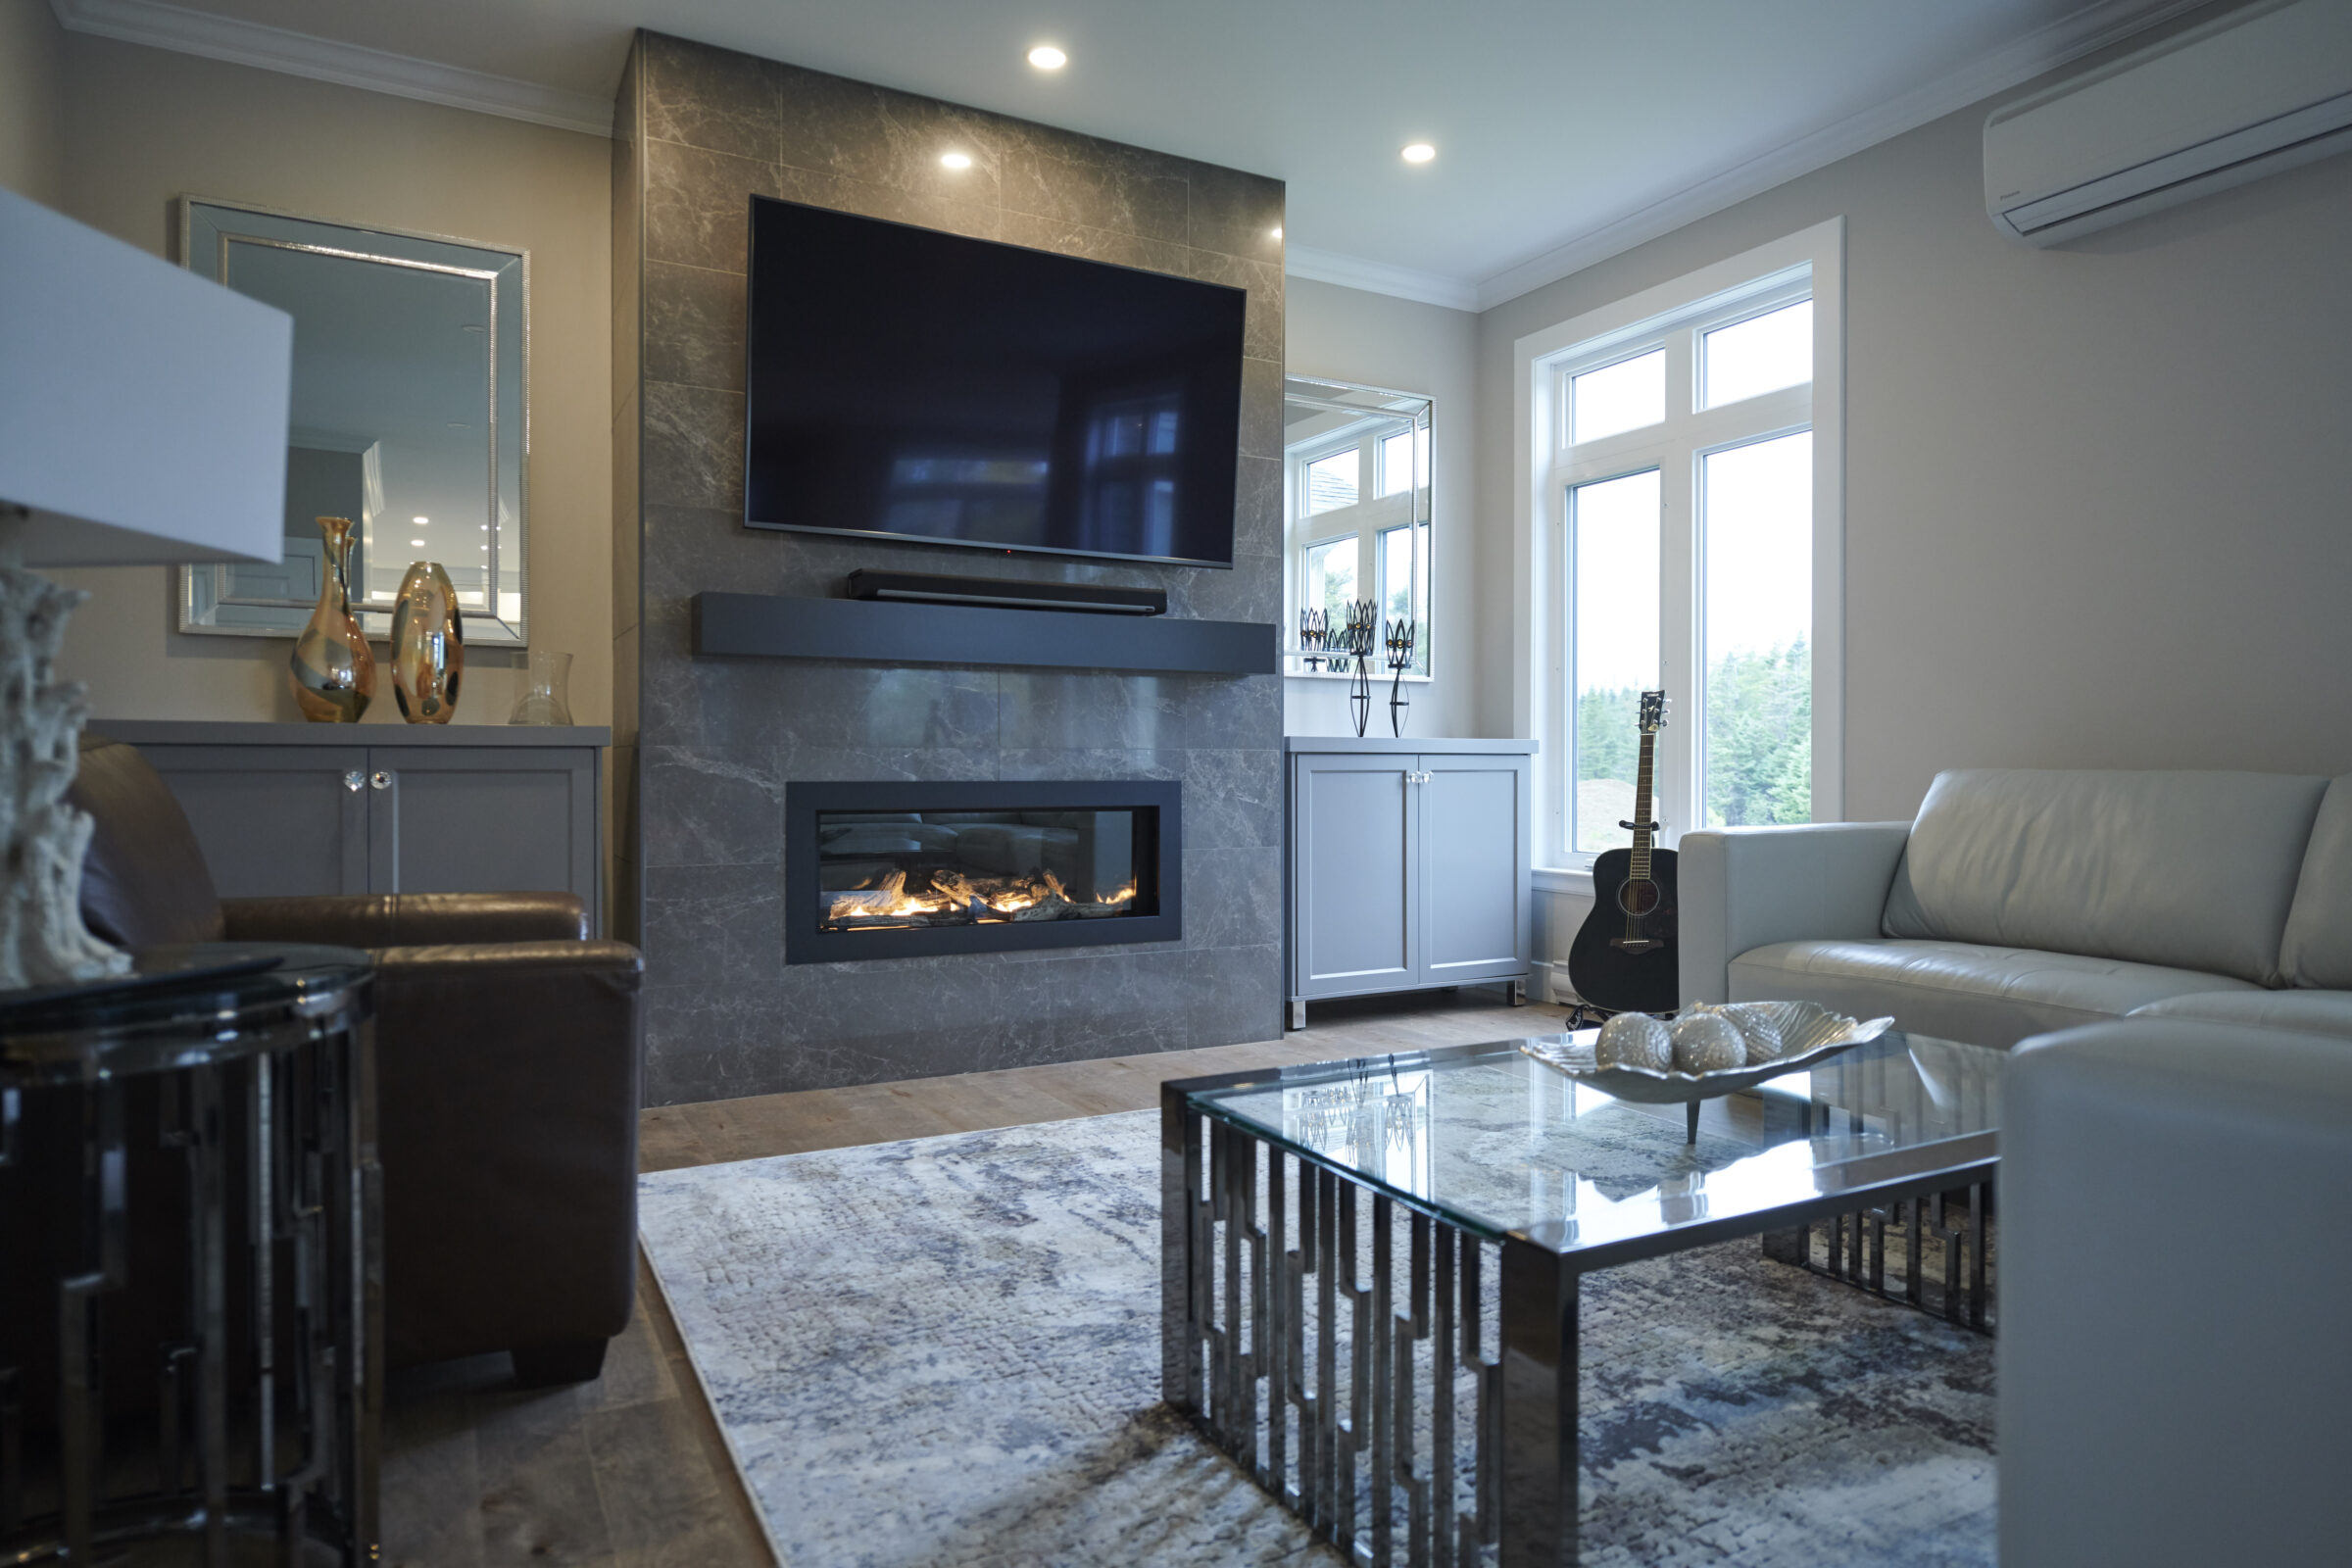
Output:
743,196,1247,569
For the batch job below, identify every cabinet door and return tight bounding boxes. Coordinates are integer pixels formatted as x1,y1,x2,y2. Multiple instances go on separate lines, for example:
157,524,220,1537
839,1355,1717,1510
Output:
1418,754,1530,984
134,745,369,897
1294,754,1417,998
366,747,598,921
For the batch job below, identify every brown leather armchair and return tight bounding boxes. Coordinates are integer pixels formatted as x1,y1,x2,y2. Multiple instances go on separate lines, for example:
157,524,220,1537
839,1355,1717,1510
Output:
69,733,645,1386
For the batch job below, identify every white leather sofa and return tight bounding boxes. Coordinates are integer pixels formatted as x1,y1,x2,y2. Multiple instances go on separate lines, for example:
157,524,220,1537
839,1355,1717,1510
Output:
1999,1016,2352,1565
1680,768,2352,1047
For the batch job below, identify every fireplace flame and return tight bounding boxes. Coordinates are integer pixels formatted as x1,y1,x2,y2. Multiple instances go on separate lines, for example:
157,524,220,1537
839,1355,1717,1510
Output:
826,866,1140,928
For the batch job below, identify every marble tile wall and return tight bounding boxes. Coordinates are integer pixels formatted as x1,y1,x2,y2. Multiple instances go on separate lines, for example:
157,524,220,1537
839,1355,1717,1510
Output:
616,31,1287,1104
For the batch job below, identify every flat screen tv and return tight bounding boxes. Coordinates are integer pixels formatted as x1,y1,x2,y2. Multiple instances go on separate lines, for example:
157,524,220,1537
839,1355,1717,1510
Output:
742,196,1247,568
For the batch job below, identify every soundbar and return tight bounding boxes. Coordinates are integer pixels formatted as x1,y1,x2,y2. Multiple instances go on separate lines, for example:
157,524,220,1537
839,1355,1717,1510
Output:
844,569,1166,616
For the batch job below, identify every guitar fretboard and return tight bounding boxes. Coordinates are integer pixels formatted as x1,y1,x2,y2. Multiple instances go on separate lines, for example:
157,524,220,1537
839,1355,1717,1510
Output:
1625,729,1655,942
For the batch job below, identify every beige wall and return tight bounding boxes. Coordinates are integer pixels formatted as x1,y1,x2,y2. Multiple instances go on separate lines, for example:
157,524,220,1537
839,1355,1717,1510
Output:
1283,277,1483,738
49,34,613,732
1477,56,2352,828
0,0,65,203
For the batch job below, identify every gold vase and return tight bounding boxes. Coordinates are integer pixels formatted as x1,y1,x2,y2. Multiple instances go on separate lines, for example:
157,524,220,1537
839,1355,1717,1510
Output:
391,561,464,723
289,514,375,723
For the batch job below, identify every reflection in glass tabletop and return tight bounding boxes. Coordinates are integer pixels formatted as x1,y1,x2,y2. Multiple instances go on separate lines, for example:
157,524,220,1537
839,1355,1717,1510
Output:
1183,1030,2001,1259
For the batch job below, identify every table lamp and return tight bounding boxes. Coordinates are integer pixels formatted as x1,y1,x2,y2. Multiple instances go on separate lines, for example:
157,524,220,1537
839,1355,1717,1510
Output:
0,188,292,991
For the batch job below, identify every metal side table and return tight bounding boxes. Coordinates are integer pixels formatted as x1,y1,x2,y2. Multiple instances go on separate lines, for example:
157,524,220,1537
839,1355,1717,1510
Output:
0,944,380,1566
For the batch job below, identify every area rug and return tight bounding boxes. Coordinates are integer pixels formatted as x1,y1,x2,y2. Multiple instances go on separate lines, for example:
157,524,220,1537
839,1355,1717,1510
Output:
636,1110,1994,1567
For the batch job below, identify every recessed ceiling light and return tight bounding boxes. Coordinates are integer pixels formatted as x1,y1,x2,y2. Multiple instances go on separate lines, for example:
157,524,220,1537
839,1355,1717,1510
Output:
412,515,428,525
940,151,973,171
1027,45,1066,71
1270,226,1283,240
1401,143,1436,164
411,538,425,547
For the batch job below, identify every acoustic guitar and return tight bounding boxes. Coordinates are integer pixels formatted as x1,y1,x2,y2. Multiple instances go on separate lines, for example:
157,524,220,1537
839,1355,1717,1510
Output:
1565,689,1680,1015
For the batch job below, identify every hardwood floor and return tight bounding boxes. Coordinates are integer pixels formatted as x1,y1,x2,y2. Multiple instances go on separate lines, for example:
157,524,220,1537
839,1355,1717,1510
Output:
380,988,1570,1566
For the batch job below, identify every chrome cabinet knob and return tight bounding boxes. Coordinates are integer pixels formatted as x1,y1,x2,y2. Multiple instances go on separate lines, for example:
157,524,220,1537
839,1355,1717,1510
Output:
343,770,365,793
369,770,392,791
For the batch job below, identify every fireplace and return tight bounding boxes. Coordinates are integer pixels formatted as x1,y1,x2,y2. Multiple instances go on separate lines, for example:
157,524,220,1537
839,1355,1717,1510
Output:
784,780,1181,962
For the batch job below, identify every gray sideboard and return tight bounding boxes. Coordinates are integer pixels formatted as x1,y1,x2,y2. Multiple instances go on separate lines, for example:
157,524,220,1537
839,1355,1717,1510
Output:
92,720,610,929
1285,736,1536,1028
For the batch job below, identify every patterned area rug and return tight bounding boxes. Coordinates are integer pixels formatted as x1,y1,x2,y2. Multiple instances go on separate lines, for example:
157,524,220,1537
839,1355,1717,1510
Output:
637,1110,1994,1567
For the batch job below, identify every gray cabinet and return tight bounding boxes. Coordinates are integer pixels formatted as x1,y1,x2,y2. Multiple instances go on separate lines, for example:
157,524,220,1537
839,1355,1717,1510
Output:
96,721,608,926
1286,737,1535,1026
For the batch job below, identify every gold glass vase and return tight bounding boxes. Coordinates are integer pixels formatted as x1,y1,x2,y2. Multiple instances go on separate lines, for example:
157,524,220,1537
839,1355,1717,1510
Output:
289,514,375,723
391,561,465,723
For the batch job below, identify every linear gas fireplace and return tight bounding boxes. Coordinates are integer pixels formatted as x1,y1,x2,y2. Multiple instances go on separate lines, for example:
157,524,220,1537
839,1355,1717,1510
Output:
784,780,1181,962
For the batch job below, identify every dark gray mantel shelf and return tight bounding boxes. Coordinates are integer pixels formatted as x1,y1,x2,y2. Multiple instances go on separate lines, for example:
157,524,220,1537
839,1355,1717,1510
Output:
692,592,1278,676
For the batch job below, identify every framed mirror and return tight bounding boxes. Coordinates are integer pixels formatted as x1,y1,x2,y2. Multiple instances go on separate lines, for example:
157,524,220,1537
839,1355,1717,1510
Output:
1283,375,1431,680
177,198,528,645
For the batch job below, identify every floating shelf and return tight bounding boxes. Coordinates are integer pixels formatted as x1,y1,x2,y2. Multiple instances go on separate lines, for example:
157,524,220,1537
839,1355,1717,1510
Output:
690,593,1278,676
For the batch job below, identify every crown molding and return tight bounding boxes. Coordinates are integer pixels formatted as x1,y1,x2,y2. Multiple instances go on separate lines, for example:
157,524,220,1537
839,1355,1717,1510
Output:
50,0,614,138
1471,0,2210,311
1283,243,1479,312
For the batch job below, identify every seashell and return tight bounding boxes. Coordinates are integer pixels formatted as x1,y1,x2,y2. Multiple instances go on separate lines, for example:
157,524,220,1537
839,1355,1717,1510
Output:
1595,1011,1674,1072
1670,1011,1747,1074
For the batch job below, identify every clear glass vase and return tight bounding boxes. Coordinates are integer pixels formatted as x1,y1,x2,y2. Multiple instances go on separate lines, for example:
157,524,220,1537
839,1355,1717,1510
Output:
508,648,573,725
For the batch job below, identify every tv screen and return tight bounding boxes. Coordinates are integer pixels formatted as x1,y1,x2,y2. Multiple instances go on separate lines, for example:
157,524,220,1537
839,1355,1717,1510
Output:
743,196,1246,568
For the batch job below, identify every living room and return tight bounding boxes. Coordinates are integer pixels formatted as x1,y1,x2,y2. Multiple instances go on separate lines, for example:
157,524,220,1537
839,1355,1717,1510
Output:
1,0,2346,1564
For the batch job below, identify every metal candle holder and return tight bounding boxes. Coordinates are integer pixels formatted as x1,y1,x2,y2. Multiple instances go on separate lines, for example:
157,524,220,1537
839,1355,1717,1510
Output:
1297,607,1331,672
1342,600,1377,737
1385,617,1417,736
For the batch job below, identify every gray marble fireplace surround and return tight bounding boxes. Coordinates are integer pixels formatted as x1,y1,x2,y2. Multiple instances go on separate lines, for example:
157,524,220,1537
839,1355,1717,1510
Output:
612,31,1287,1105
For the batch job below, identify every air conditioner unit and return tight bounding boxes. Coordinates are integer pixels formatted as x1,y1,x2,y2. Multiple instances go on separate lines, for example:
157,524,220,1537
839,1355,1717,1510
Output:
1984,0,2352,246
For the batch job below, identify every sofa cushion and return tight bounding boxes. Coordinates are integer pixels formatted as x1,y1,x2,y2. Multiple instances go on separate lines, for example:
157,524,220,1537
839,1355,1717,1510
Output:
2129,989,2352,1041
1881,768,2326,986
1730,938,2260,1050
2280,776,2352,989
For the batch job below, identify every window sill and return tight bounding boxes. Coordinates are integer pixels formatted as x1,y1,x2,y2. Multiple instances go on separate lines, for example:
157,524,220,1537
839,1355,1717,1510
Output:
1532,864,1595,899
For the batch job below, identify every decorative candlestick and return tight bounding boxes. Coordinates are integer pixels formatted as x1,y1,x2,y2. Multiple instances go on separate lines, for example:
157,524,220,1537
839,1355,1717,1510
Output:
1385,617,1417,737
1344,599,1376,738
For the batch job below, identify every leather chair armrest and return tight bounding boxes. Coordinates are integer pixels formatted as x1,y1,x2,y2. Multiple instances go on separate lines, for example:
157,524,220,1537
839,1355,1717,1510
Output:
1678,822,1911,1006
220,892,591,947
368,940,645,1367
2000,1019,2352,1566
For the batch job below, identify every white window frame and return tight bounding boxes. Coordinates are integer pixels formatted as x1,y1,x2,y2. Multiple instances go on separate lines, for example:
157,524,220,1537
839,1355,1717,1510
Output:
1512,219,1845,890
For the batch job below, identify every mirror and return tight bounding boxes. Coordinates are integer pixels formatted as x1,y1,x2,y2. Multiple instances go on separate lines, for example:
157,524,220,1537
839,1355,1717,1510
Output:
1283,375,1431,679
177,198,528,645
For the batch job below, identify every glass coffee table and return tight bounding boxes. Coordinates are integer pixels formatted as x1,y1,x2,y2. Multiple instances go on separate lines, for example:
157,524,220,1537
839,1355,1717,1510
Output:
1160,1028,2001,1568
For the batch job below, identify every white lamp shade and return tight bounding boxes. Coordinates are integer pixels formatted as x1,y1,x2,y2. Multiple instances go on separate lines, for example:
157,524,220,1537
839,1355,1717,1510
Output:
0,189,292,566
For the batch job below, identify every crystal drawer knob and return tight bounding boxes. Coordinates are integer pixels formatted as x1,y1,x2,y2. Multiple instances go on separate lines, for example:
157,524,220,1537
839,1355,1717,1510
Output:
343,771,365,792
369,770,392,791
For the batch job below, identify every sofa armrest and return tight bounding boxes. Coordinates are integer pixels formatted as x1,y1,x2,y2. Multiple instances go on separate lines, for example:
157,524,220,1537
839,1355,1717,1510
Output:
220,891,590,947
2000,1019,2352,1567
368,940,645,1367
1678,822,1910,1005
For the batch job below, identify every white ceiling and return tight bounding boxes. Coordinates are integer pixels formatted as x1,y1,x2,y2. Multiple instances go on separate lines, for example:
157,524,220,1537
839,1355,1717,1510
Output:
56,0,2204,309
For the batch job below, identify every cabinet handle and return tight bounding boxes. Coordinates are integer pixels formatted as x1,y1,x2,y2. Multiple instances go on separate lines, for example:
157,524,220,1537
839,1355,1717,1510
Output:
343,770,365,793
369,770,392,791
1407,770,1433,784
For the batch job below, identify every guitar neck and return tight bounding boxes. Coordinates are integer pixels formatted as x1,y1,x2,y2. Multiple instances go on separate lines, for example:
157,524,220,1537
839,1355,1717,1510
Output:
1629,730,1656,879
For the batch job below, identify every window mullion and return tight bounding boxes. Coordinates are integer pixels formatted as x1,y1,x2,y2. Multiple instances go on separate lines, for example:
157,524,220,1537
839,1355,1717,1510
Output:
1657,440,1698,853
1655,330,1697,850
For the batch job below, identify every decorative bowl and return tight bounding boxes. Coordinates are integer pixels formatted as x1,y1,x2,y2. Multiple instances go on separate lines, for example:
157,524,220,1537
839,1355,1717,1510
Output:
1517,1008,1896,1105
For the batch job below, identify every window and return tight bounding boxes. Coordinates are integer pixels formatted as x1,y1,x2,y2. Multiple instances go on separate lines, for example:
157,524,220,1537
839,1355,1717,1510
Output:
1514,220,1844,877
1284,379,1432,676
